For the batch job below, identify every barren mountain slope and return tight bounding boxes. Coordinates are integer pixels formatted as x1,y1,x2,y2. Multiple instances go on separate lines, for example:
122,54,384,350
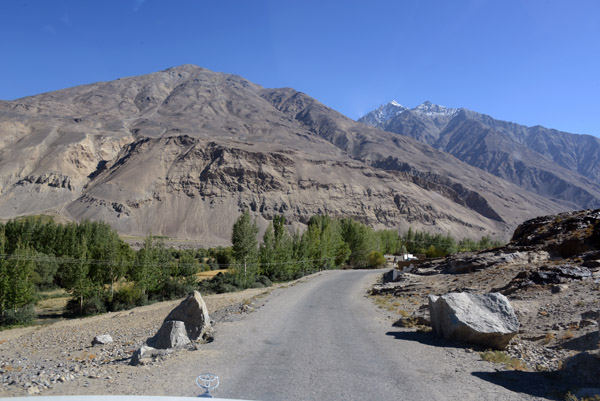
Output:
0,65,565,243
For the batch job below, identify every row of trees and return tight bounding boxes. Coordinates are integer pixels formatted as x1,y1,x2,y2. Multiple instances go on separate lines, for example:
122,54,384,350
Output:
0,213,504,326
226,212,504,285
402,228,503,257
0,217,205,324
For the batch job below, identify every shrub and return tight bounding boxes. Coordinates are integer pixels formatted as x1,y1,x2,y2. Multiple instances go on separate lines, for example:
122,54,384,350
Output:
107,285,147,311
66,295,107,317
367,251,386,268
479,350,526,371
255,275,272,288
1,305,35,326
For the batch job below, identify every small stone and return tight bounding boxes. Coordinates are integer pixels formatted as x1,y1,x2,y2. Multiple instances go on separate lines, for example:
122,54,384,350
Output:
92,334,113,346
27,386,41,395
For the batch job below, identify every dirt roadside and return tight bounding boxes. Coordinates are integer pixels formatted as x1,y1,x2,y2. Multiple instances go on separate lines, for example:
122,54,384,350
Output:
0,286,271,397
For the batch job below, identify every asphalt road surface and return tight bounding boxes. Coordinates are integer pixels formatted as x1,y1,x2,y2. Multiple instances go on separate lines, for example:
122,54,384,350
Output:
144,270,544,400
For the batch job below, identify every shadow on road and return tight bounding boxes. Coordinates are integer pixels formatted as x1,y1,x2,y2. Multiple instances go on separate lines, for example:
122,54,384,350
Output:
471,370,562,400
387,330,566,399
385,330,472,349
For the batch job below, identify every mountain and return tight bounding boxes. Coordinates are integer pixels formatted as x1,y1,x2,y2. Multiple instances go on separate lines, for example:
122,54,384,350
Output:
0,65,565,244
359,101,600,209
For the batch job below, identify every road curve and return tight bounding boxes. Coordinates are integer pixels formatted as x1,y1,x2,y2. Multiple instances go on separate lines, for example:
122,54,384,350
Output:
133,270,541,400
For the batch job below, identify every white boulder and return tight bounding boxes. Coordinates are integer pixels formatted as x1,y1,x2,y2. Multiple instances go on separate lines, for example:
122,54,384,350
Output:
428,292,519,350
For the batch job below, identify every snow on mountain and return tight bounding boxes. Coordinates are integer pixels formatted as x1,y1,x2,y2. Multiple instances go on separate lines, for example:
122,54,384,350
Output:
413,101,460,117
358,100,407,128
359,100,459,128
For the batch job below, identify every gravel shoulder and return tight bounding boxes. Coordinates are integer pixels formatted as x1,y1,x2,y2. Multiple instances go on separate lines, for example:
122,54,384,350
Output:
0,287,271,397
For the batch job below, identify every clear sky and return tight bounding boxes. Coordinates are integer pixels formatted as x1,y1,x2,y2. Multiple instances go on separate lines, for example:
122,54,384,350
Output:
1,0,599,136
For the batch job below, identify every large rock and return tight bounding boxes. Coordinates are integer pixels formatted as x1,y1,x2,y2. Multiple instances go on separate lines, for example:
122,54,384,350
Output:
147,291,214,350
148,320,191,349
428,292,519,350
164,291,213,341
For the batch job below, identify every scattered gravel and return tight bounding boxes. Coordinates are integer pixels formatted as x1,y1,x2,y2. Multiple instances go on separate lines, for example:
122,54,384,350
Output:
0,287,269,397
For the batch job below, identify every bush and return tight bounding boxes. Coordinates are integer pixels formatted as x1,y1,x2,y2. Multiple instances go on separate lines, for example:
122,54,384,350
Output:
255,275,272,287
197,272,273,294
66,295,107,317
367,251,386,268
107,285,147,311
1,305,35,326
151,278,196,301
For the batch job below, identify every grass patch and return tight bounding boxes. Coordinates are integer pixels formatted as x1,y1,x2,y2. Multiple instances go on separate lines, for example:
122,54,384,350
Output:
196,269,229,281
562,328,576,341
37,288,69,300
542,332,556,345
479,350,526,371
36,296,70,312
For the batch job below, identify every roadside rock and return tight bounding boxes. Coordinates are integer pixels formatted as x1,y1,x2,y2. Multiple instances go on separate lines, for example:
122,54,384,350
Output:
163,291,214,342
148,321,190,349
428,292,519,350
130,345,171,366
91,334,113,346
146,291,214,351
393,311,430,328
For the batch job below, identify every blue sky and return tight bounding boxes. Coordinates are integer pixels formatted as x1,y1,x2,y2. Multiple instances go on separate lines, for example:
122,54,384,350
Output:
1,0,599,136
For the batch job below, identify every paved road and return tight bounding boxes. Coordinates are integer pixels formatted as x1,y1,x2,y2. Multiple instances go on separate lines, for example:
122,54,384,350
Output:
147,270,542,400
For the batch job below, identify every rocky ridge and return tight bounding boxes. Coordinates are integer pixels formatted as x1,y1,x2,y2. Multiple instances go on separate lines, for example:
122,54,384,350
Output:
359,101,600,210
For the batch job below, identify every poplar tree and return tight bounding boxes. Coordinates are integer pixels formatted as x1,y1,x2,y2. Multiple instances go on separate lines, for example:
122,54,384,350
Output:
231,210,259,280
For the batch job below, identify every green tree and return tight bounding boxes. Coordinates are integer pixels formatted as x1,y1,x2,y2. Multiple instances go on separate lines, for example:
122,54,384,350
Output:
61,240,96,314
0,227,9,322
340,218,376,268
231,210,259,280
1,244,37,323
131,236,169,296
376,229,400,255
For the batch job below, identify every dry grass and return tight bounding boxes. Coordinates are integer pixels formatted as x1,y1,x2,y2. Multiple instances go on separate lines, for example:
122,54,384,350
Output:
35,296,70,314
542,332,556,345
562,328,576,341
565,392,600,401
479,350,527,371
196,269,229,281
72,351,97,362
2,365,22,372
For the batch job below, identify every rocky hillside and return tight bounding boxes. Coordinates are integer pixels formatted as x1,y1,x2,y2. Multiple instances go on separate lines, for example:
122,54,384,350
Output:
374,208,600,386
0,65,566,243
359,102,600,210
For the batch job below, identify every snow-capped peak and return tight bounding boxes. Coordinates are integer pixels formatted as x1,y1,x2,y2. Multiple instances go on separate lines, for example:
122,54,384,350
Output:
358,100,407,128
413,101,459,117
